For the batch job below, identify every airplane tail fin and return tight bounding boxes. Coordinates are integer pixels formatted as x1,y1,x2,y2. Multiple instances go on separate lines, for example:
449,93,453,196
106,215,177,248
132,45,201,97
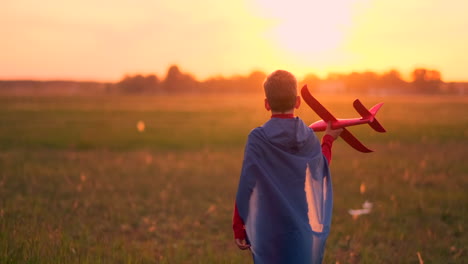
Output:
353,100,386,133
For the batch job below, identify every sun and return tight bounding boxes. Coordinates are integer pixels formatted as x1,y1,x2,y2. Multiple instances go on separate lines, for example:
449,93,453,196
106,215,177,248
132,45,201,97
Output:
251,0,356,64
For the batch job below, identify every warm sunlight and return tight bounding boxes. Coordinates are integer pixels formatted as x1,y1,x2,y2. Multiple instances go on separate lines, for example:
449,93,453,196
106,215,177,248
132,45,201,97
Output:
0,0,467,81
252,0,355,60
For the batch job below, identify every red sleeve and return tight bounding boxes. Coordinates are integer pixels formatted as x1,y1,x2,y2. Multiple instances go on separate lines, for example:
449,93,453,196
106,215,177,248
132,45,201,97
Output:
232,202,246,239
321,134,335,165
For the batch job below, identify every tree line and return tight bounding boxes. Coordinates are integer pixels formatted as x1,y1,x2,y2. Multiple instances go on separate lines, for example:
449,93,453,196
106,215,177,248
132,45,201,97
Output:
110,65,461,95
109,65,267,94
1,65,461,96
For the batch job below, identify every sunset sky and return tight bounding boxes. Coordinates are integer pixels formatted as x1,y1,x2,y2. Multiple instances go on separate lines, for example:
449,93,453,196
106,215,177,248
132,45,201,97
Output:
1,0,467,82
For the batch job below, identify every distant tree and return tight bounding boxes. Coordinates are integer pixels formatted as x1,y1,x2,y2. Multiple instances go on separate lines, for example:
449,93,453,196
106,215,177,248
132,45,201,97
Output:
244,71,267,92
300,73,320,93
326,73,346,81
412,68,442,93
344,71,377,93
201,76,230,93
248,71,267,84
376,69,407,93
116,74,160,94
200,71,266,93
163,65,199,93
146,74,159,88
380,70,404,86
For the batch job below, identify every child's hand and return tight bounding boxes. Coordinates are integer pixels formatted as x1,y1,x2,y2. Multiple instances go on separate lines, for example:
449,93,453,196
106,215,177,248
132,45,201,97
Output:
235,238,251,250
325,121,343,140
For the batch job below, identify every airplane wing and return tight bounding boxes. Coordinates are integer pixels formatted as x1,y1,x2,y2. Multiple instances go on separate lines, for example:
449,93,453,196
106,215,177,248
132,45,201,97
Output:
301,85,373,153
301,85,336,122
340,128,373,153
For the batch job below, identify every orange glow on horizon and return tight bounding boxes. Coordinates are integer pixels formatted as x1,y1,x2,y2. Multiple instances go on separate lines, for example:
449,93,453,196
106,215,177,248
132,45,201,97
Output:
0,0,467,82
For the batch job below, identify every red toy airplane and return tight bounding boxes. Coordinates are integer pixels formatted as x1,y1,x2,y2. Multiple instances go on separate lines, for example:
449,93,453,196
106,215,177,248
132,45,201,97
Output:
301,85,386,153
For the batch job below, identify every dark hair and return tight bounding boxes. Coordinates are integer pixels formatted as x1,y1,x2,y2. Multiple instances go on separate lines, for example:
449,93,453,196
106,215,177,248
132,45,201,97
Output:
263,70,297,112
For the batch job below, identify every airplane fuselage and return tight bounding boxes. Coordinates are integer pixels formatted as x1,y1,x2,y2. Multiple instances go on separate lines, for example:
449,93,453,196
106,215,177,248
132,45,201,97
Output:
310,117,374,131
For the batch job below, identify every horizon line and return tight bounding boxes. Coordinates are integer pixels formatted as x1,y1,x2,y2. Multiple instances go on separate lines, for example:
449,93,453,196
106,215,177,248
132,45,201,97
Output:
1,67,467,83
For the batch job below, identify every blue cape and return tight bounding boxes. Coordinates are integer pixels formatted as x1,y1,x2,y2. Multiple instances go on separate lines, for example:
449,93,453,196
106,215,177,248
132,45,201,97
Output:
236,117,333,264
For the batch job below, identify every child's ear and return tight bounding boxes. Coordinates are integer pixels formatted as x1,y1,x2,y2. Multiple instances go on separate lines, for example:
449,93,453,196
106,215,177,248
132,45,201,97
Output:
264,98,271,111
294,96,301,109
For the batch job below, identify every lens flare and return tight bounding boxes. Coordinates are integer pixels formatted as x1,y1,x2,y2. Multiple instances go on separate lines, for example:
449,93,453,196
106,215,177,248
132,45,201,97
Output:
137,121,145,132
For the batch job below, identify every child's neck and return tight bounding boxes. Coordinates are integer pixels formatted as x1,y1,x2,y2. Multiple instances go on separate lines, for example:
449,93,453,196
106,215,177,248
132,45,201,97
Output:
271,110,295,119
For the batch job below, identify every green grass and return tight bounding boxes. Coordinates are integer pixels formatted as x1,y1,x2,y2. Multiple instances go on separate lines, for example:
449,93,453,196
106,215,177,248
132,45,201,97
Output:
0,94,467,263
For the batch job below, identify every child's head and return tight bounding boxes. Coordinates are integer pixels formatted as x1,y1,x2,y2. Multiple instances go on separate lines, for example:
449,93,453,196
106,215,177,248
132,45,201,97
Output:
263,70,300,113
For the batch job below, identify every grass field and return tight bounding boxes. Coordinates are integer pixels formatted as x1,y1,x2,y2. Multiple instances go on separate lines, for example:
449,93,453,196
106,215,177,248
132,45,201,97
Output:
0,94,467,263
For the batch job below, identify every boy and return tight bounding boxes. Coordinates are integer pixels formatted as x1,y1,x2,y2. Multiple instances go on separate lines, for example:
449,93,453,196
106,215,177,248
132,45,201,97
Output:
233,70,342,263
